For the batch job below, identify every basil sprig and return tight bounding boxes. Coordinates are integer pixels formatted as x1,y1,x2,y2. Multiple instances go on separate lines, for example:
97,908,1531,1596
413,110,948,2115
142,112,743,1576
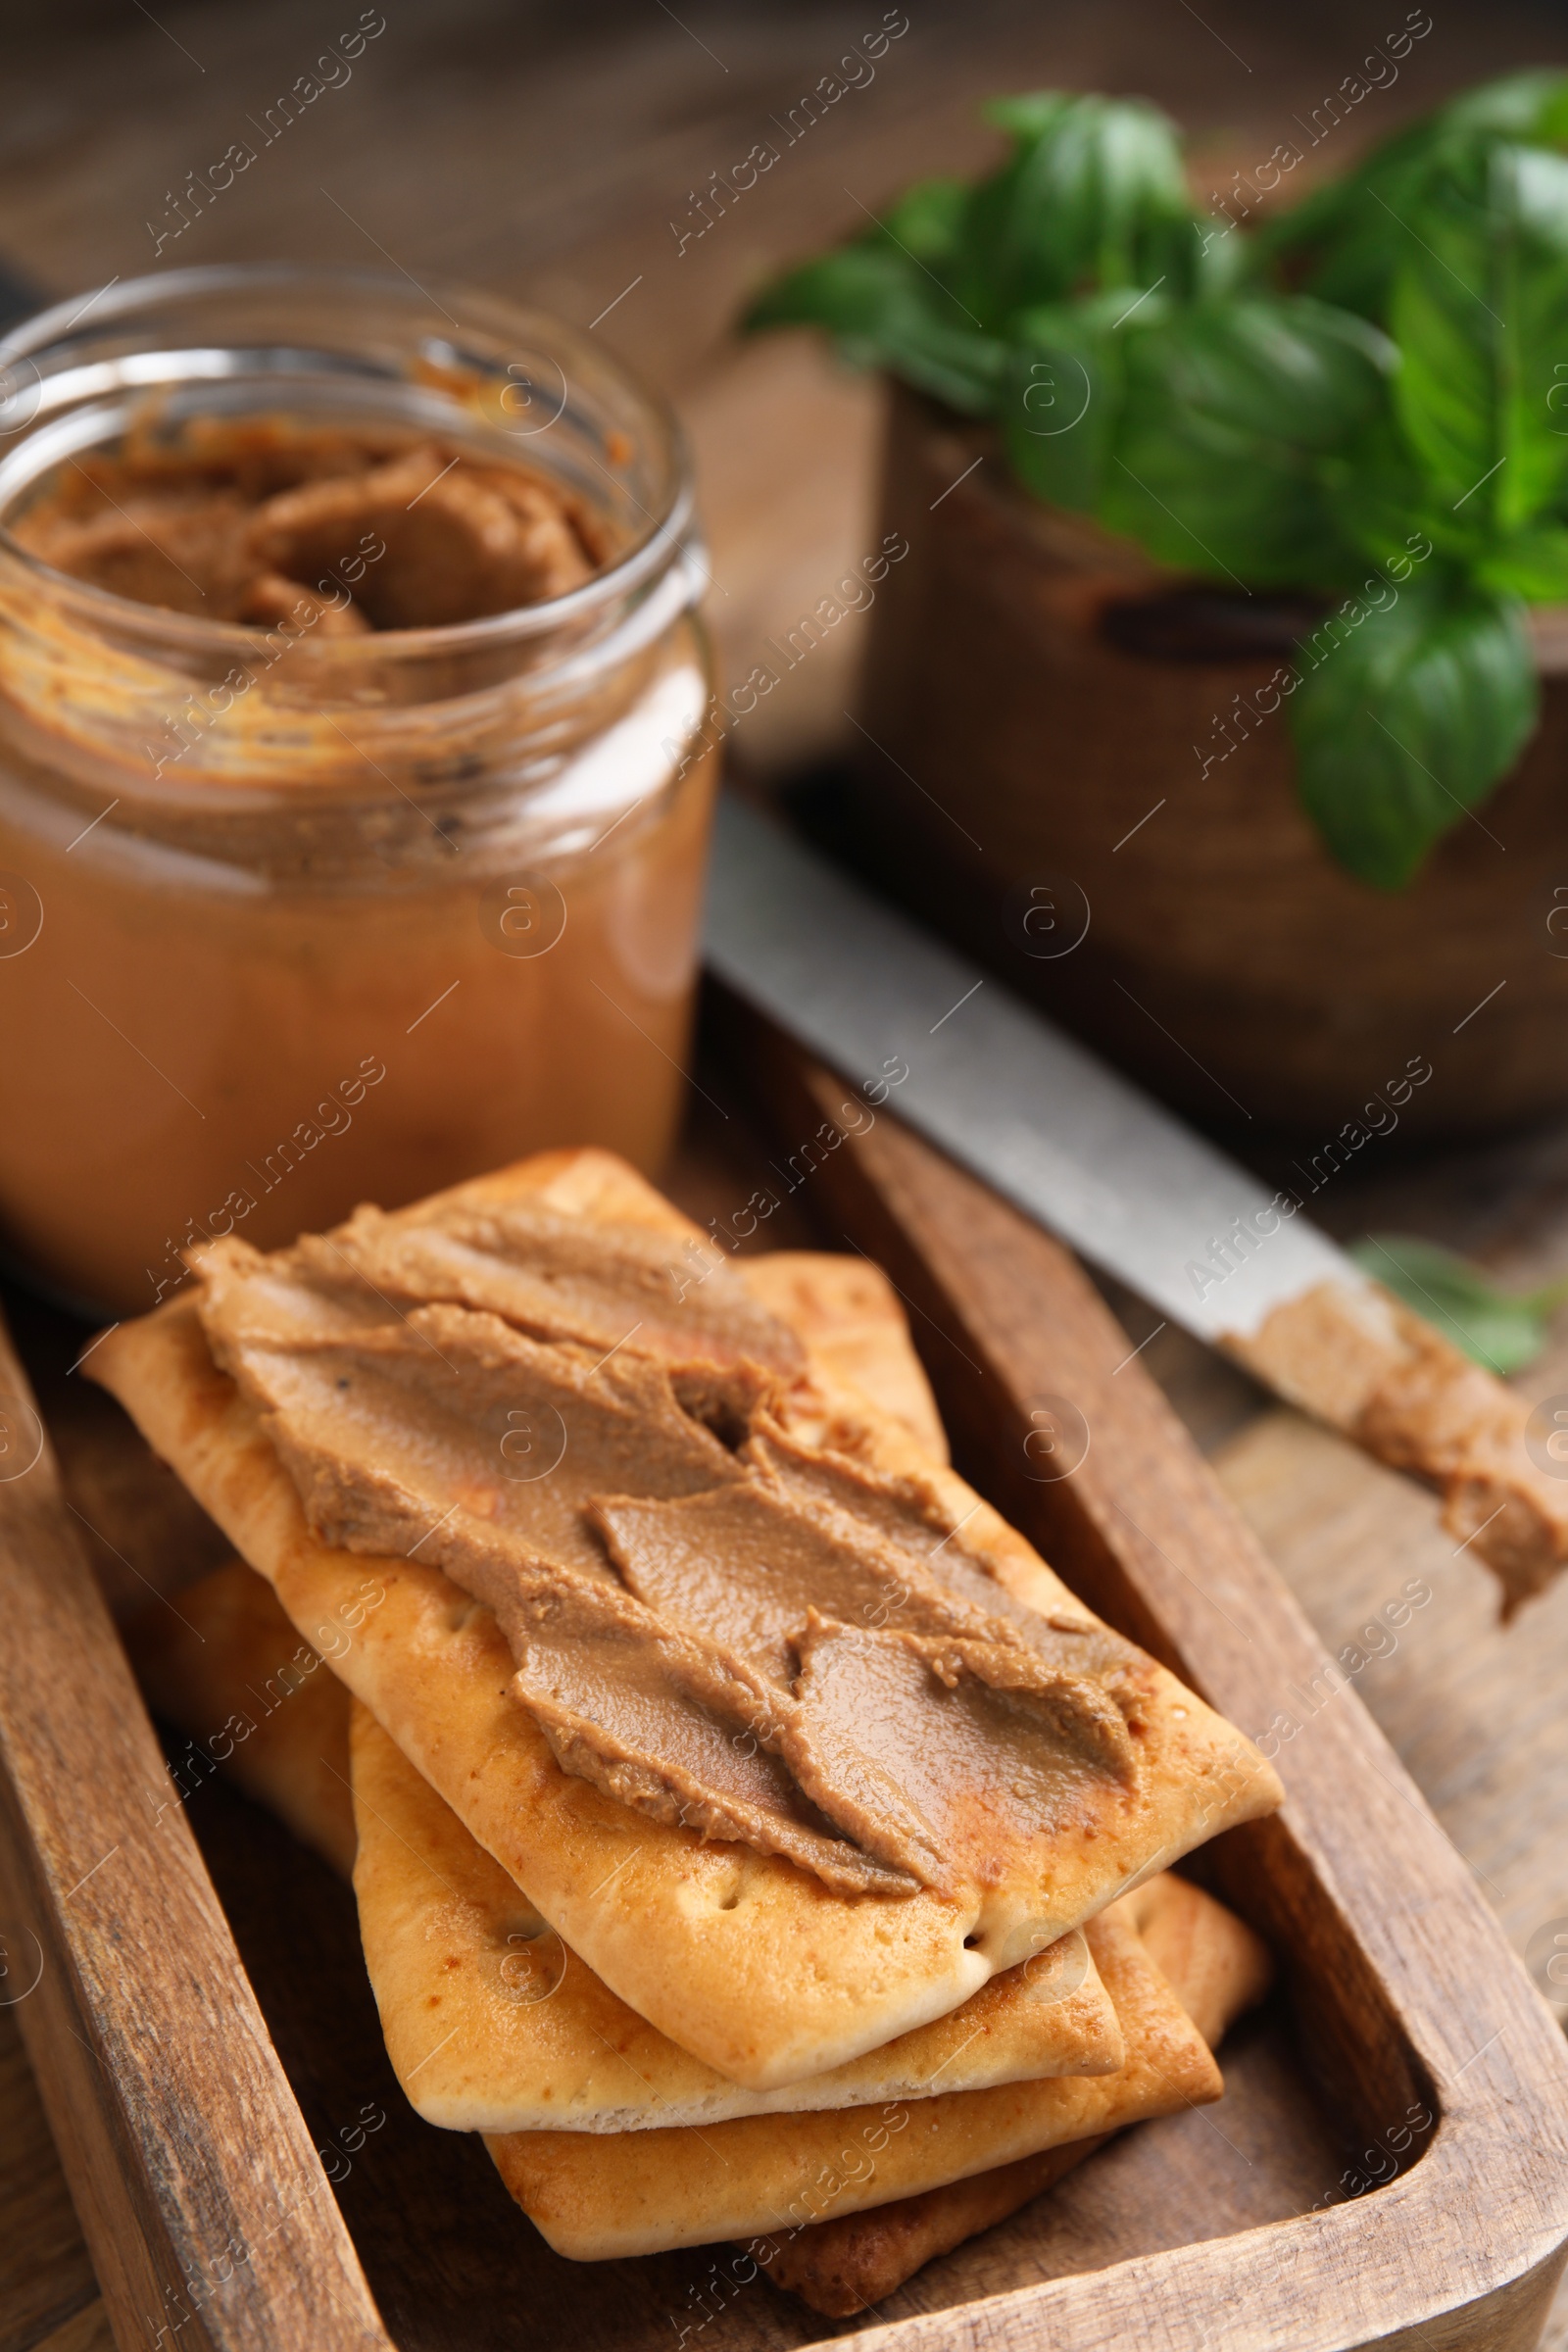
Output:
743,77,1568,890
1354,1232,1568,1373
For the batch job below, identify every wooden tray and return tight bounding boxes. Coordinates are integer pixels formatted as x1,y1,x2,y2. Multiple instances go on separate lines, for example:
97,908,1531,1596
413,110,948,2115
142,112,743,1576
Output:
3,1010,1568,2352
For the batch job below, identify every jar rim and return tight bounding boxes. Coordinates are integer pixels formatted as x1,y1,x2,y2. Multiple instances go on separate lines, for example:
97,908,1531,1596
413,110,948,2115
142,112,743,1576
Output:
0,261,696,660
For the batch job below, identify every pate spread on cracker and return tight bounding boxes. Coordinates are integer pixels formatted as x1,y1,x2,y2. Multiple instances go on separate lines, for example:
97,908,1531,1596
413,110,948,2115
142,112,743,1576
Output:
189,1201,1241,1913
91,1148,1282,2087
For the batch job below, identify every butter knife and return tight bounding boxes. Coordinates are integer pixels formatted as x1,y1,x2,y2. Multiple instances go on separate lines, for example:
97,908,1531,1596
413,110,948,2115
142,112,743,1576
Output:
705,794,1566,1611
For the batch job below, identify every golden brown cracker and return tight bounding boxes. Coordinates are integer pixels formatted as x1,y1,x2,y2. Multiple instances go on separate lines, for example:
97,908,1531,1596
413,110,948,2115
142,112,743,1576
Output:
92,1150,1280,2088
483,1887,1224,2258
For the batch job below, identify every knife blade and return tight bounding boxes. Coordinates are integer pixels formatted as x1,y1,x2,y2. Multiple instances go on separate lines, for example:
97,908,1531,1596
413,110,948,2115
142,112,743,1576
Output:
704,793,1568,1611
706,794,1365,1345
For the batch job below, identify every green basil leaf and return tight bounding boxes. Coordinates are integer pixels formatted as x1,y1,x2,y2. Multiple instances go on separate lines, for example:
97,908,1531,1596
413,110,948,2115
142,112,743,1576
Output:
1352,1234,1551,1372
1001,291,1137,511
957,90,1196,325
1505,131,1568,404
1289,578,1536,888
879,176,970,267
1097,297,1387,585
1320,410,1448,573
1257,122,1460,320
1161,295,1391,446
1441,69,1568,145
984,92,1080,143
1530,81,1568,148
742,244,1007,415
1475,523,1568,598
1386,141,1568,537
742,242,901,334
1261,72,1568,318
1192,216,1259,297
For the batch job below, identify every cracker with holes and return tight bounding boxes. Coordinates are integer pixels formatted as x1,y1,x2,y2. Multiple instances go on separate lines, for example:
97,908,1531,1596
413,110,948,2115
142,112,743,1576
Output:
126,1560,1129,2126
484,1871,1269,2259
94,1149,1279,2091
350,1697,1130,2130
753,1873,1273,2315
127,1553,1269,2286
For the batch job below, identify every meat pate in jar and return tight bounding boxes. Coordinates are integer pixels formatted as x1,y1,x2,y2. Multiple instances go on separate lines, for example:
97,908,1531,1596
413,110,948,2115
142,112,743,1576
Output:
0,267,716,1311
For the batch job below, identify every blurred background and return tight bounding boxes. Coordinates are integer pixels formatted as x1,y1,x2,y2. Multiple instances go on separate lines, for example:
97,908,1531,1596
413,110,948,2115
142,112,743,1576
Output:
6,0,1565,783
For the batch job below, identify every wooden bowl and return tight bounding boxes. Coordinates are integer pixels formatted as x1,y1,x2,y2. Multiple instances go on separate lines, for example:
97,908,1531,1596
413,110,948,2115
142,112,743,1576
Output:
848,383,1568,1144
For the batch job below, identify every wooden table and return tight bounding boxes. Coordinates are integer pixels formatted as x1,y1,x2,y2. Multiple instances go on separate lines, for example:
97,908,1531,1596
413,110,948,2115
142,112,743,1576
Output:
5,2,1568,2343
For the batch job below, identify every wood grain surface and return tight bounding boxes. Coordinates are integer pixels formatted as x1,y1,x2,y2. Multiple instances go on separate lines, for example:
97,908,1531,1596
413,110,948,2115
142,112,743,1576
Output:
6,1,1568,2345
724,1021,1568,2325
0,1307,392,2352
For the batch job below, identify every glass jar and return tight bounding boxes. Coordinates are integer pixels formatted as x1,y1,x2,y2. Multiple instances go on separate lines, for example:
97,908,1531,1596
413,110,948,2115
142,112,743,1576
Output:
0,267,716,1313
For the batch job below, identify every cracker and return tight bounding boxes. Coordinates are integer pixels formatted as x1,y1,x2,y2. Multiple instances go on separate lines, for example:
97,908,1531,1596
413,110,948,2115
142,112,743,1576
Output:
124,1559,1128,2129
350,1696,1124,2132
737,1250,947,1463
483,1884,1224,2258
123,1556,357,1878
91,1150,1280,2089
761,1874,1272,2314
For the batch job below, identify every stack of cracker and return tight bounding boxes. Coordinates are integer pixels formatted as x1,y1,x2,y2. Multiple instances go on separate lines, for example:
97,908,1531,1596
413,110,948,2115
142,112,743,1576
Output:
100,1150,1281,2316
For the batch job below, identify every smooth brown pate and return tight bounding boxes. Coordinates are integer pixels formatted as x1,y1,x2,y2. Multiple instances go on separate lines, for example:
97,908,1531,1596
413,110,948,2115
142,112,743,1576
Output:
12,416,604,629
193,1199,1153,1898
1227,1278,1568,1612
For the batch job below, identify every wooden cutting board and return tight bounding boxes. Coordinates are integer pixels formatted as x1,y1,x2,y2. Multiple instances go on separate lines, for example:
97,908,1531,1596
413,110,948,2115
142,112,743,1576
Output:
6,1047,1568,2351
